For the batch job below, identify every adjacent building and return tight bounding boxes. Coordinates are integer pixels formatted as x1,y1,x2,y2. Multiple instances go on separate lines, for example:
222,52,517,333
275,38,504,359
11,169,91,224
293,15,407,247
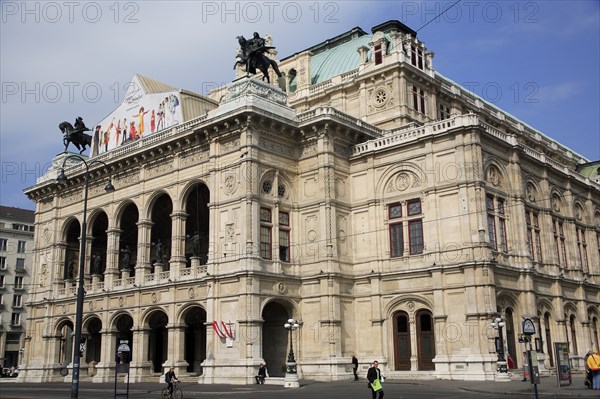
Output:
20,21,599,384
0,206,35,370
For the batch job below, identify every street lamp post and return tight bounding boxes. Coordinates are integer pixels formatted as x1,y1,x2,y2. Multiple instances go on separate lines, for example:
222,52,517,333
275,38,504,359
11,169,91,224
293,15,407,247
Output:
56,154,114,399
283,318,300,388
491,315,508,374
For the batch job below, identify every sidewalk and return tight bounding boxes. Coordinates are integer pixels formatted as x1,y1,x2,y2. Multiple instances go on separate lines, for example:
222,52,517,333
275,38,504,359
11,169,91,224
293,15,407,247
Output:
424,373,596,398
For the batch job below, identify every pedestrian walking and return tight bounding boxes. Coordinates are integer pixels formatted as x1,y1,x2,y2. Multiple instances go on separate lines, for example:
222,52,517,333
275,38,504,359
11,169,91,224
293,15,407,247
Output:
352,355,359,381
367,360,384,399
586,349,600,390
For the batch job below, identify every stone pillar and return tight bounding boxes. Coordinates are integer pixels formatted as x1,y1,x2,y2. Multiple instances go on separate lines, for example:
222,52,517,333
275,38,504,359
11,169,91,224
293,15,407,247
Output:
83,235,94,284
105,227,122,286
129,327,152,381
135,219,153,285
165,323,189,376
169,210,188,277
93,328,117,382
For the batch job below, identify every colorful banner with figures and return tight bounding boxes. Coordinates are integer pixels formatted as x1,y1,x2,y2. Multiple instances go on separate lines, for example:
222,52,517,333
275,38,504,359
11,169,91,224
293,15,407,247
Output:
90,74,217,157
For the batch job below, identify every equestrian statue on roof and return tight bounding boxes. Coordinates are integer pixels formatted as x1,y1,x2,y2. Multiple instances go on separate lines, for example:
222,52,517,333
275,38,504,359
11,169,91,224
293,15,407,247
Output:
234,32,282,83
58,116,92,154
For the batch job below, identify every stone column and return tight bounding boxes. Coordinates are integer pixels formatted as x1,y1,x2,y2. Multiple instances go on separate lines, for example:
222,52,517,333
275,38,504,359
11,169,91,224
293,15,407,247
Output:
93,328,117,382
83,235,94,285
135,219,153,285
129,327,152,382
165,323,189,376
169,210,188,278
105,227,122,287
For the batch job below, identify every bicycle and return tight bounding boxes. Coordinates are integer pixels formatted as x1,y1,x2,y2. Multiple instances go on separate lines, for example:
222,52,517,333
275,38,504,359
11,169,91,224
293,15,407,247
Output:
161,380,183,399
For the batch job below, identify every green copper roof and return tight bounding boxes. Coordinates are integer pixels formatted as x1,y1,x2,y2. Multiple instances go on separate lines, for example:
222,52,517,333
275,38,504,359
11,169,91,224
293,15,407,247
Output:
577,162,600,178
310,35,373,84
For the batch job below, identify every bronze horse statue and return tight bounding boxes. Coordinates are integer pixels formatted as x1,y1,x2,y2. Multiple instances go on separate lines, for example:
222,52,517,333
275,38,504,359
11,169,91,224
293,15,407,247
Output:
234,33,282,83
59,117,92,154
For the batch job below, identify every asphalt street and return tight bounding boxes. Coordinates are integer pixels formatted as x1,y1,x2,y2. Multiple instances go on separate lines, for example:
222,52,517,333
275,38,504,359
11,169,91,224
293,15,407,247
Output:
0,374,597,399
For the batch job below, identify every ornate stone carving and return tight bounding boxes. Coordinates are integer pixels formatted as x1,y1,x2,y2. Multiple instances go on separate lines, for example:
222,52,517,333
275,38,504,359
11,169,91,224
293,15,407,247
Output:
180,149,208,167
151,292,158,303
146,159,173,178
223,174,238,195
188,287,196,299
275,282,287,294
367,83,394,113
486,165,500,186
574,203,584,221
525,182,536,202
221,138,240,153
115,172,140,187
551,193,561,212
259,138,293,156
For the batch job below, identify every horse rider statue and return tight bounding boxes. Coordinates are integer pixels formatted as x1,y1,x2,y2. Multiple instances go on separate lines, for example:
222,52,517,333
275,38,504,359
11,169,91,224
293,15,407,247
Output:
234,32,282,83
58,116,93,154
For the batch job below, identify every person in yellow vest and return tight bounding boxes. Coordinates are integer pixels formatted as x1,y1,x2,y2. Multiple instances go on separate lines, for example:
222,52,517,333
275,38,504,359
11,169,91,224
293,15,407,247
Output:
586,349,600,390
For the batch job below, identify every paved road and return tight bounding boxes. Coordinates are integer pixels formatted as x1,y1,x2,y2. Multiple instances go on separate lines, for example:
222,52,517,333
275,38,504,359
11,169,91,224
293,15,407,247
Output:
1,375,597,399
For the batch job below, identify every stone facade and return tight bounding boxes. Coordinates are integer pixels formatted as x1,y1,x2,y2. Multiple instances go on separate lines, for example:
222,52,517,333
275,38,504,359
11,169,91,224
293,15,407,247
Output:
0,206,34,371
20,21,600,384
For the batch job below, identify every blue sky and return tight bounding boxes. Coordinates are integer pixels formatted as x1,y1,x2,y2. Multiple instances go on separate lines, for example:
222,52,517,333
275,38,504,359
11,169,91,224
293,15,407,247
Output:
1,1,599,210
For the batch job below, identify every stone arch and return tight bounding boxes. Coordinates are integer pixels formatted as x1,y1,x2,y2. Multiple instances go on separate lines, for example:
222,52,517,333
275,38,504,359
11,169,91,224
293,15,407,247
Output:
144,308,169,372
258,169,296,204
143,189,173,220
384,294,433,317
261,298,297,377
114,199,141,222
109,310,135,329
376,162,427,199
89,210,109,277
82,315,102,364
148,193,174,270
55,319,74,366
496,291,520,312
62,218,81,281
536,298,556,318
385,295,434,372
117,202,139,273
483,157,511,191
573,198,586,223
179,305,207,374
523,177,542,204
549,188,565,214
181,181,211,266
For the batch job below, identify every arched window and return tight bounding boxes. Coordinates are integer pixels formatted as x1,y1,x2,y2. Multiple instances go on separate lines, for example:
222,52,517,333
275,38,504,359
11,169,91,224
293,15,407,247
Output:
569,315,578,355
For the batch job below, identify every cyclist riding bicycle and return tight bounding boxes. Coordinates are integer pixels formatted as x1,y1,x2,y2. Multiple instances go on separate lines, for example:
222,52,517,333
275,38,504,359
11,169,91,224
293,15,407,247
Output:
164,367,179,397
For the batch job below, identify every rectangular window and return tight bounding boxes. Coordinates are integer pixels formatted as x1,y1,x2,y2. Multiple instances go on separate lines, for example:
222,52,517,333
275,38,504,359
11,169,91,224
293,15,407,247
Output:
374,44,383,65
486,195,508,252
278,211,290,262
389,223,403,257
0,275,5,288
279,230,290,262
17,241,26,253
260,208,272,260
576,227,589,272
525,210,542,261
0,256,6,269
411,85,426,114
410,45,424,69
553,220,560,265
0,239,7,251
13,295,22,308
16,258,25,271
260,226,272,260
409,220,423,254
14,276,23,289
388,199,423,257
438,103,451,120
11,313,21,326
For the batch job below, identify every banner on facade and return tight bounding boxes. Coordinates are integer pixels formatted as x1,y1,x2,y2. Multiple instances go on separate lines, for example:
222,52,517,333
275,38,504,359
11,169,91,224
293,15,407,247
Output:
554,342,572,387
